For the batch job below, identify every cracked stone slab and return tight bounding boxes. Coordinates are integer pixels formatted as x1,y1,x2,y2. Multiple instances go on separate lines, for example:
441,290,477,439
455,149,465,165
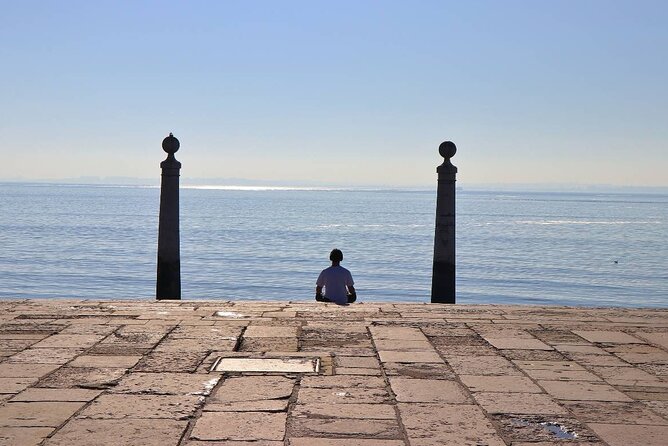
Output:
382,362,456,380
37,367,127,389
191,412,287,441
211,376,294,402
297,387,391,404
113,372,219,395
78,393,201,420
288,418,402,439
43,418,188,446
134,350,208,373
473,392,568,415
484,337,553,350
492,414,601,444
67,355,142,368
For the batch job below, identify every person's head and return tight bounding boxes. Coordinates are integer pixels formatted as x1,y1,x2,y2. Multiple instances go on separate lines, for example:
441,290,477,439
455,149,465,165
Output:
329,249,343,263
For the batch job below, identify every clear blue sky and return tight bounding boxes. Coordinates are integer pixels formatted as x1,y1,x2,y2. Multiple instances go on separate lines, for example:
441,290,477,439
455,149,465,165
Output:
1,0,666,186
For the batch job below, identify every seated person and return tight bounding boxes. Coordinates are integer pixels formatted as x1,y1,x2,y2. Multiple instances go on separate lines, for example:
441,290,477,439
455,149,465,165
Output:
315,249,357,304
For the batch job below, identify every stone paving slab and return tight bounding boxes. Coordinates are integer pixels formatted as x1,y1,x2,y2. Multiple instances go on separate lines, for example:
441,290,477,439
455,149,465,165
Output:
0,299,666,445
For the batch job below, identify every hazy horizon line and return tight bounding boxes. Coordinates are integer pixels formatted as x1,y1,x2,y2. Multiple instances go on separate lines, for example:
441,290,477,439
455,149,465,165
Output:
2,176,668,194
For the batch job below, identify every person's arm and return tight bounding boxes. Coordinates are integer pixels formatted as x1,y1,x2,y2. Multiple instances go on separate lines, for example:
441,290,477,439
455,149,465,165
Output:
316,285,323,297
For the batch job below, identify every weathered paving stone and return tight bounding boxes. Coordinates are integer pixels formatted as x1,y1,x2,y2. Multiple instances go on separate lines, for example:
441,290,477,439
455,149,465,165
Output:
563,400,668,424
574,330,643,344
239,337,299,352
44,418,188,446
382,361,455,380
369,326,426,340
645,401,668,418
564,352,631,367
292,403,396,419
398,403,505,445
78,393,201,420
204,399,289,412
211,376,294,402
31,334,104,349
484,337,553,350
0,377,38,394
113,372,219,395
460,375,543,393
134,350,208,372
0,401,85,427
244,325,299,338
389,378,470,403
7,348,84,364
301,375,385,389
635,332,668,350
540,380,633,402
288,439,405,446
335,367,383,376
37,367,127,389
289,418,402,439
334,356,379,369
473,392,568,415
67,355,142,368
501,349,566,361
191,412,287,441
10,388,102,402
588,423,668,446
186,441,283,446
378,351,442,363
492,414,601,444
0,362,60,377
528,329,591,344
298,386,391,404
0,427,54,446
446,355,522,376
515,360,602,381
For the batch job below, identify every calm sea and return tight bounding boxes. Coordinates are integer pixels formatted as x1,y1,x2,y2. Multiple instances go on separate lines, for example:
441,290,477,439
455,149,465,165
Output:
1,183,666,307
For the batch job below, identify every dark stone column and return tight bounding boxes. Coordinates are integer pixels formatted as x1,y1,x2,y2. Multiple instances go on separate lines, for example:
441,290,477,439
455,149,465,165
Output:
431,141,457,304
156,133,181,300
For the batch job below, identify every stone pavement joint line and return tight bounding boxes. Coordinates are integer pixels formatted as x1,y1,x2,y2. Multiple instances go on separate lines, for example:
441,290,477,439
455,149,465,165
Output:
0,299,667,445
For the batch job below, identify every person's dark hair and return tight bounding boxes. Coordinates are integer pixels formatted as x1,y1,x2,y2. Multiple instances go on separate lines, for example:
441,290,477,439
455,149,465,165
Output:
329,249,343,262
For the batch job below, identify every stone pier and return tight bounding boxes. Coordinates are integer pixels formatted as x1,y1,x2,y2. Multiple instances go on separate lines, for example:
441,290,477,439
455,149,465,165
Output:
1,299,667,445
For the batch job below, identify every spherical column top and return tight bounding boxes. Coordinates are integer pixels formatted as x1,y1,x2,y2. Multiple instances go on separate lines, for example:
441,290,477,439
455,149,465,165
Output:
439,141,456,159
162,133,180,154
